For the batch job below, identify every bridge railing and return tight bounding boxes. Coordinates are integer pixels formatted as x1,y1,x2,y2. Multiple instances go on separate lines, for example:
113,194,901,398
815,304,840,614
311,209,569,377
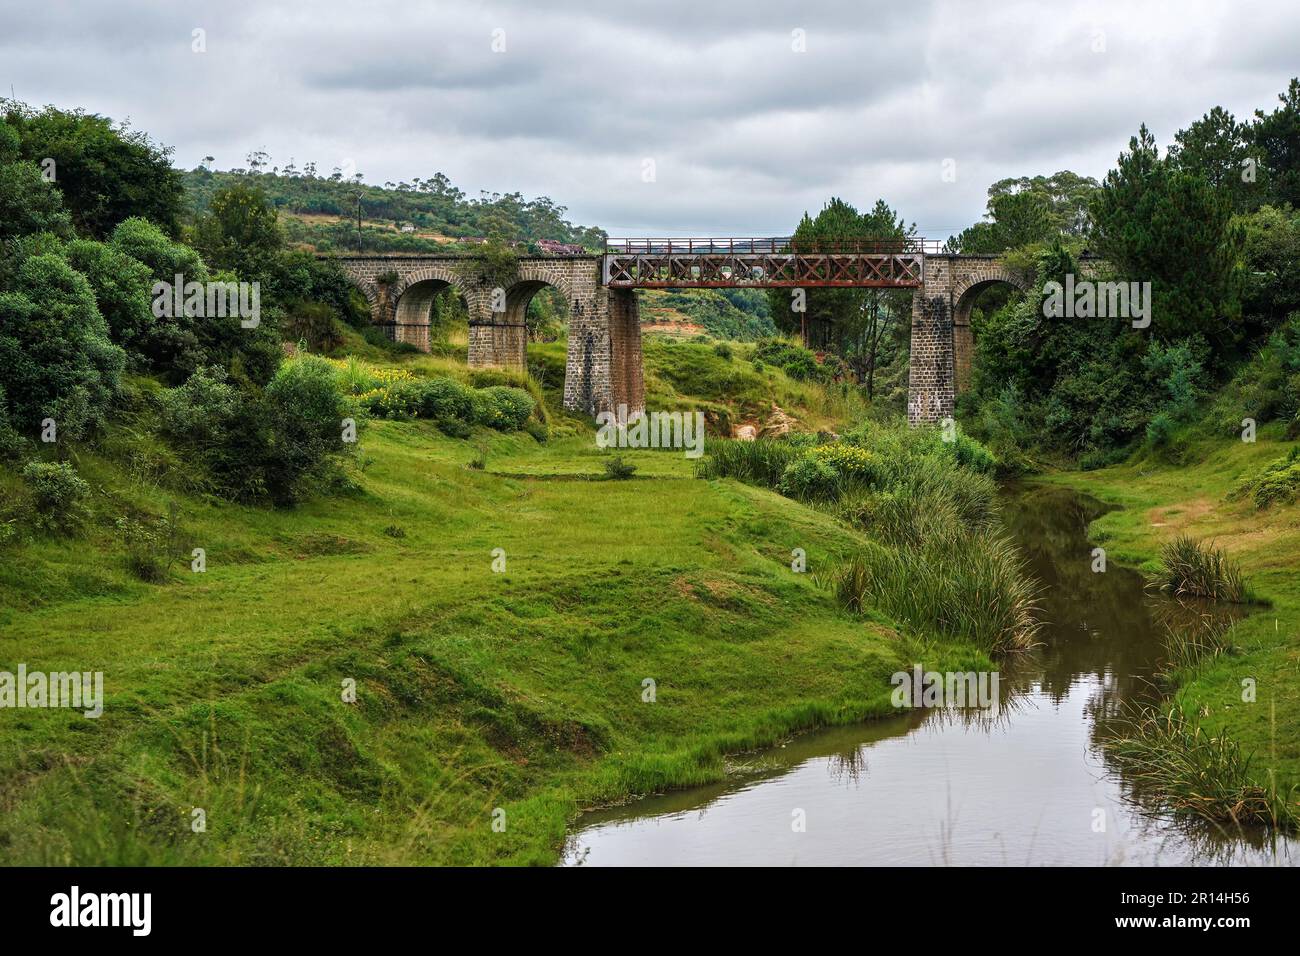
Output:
604,237,943,255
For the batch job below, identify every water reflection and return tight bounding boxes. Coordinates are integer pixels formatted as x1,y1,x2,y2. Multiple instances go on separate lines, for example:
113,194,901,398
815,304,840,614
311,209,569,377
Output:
563,484,1295,866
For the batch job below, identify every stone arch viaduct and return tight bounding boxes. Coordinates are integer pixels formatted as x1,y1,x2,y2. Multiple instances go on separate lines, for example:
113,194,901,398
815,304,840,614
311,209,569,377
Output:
327,241,1089,426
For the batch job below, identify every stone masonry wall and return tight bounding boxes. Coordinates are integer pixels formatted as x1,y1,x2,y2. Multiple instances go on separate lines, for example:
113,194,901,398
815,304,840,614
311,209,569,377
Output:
332,252,1064,428
908,255,1032,425
331,254,641,419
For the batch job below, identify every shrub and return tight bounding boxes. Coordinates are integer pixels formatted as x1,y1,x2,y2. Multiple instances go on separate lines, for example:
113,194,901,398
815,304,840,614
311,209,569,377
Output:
840,422,999,527
157,365,241,441
754,338,821,380
0,253,126,440
416,377,476,423
262,355,358,502
1157,535,1247,603
362,378,425,419
159,358,357,505
471,386,535,431
59,239,157,366
835,488,960,550
116,512,183,583
1229,446,1300,509
779,455,841,502
22,460,90,534
1209,312,1300,434
0,386,27,461
1110,705,1297,828
808,442,879,486
1145,411,1176,449
712,342,733,360
1079,446,1128,471
284,302,344,353
604,455,637,480
945,431,998,475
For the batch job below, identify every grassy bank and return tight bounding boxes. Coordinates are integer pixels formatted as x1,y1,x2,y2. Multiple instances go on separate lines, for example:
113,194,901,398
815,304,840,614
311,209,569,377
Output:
1044,426,1300,803
0,349,993,864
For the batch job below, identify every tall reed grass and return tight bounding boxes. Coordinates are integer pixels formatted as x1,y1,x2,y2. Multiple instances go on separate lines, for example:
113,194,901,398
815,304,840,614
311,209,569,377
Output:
693,438,802,487
818,525,1041,657
1110,705,1297,829
1157,535,1247,603
699,424,1038,655
1158,612,1240,678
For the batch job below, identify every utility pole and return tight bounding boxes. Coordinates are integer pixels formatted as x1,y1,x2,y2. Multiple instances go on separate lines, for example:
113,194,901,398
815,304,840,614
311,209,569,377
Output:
354,191,363,252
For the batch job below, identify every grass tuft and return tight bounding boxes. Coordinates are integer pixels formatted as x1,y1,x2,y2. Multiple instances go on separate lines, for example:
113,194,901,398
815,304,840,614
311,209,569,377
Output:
1157,535,1247,603
1110,704,1298,830
819,527,1041,657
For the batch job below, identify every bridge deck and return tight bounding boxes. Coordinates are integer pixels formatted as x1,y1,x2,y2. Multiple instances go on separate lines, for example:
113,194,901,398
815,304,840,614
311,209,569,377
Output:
602,237,938,289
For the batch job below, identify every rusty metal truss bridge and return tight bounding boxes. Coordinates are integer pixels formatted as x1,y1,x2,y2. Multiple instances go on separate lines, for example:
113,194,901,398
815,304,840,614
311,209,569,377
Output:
601,237,941,289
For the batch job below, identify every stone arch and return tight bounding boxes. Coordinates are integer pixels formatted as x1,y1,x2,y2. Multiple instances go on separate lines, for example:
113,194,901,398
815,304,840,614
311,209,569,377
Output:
949,266,1030,395
504,263,578,320
353,280,381,317
470,265,579,372
389,267,475,351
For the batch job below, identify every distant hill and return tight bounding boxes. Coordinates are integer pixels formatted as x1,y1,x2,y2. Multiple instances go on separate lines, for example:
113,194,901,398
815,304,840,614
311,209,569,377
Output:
180,165,783,340
640,288,776,341
181,164,607,254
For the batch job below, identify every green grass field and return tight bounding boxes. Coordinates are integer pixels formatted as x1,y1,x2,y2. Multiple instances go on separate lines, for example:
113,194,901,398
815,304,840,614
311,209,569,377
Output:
5,332,1297,864
2,411,982,864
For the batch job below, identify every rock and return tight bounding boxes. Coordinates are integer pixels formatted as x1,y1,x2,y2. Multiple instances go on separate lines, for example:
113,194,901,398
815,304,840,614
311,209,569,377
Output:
734,424,758,441
760,403,799,439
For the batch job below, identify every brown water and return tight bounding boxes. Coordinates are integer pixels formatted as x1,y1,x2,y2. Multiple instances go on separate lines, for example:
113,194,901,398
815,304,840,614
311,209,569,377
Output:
563,485,1297,866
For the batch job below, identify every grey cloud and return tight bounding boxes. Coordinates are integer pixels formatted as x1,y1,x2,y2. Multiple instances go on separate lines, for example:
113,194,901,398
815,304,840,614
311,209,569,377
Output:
0,0,1294,236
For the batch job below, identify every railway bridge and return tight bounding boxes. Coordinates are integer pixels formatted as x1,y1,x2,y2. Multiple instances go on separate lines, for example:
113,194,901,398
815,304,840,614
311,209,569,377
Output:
326,239,1048,425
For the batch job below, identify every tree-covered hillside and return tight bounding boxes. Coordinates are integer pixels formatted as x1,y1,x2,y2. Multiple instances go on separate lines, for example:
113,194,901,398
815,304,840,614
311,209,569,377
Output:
182,160,607,254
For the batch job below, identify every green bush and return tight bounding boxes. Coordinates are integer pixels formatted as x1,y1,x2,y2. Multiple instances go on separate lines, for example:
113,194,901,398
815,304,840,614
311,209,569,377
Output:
0,386,27,461
60,238,163,369
471,386,535,431
754,338,823,382
1229,446,1300,508
362,378,424,419
0,253,126,440
779,455,841,501
1145,411,1176,448
808,442,880,486
158,358,357,505
1210,312,1300,434
417,377,476,423
262,356,358,502
603,455,637,480
945,431,998,475
22,460,90,534
157,365,241,442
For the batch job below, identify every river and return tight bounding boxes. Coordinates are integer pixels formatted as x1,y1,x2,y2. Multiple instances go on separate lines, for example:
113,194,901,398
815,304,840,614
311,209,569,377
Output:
562,484,1297,866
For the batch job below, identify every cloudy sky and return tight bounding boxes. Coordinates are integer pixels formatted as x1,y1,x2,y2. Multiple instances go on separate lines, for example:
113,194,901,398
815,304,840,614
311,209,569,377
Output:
2,0,1296,238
